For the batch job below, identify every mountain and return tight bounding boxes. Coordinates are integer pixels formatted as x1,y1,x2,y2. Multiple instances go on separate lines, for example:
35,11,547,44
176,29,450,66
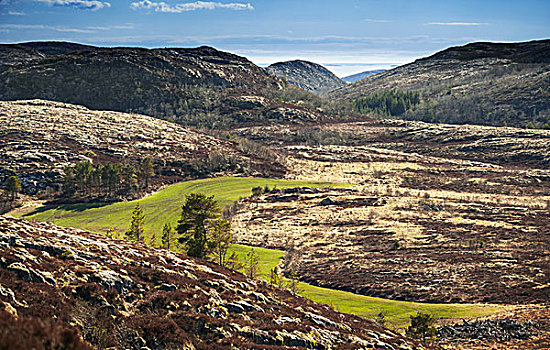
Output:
0,215,421,349
331,39,550,128
267,60,346,94
0,100,285,198
0,41,93,66
0,42,328,128
342,69,386,83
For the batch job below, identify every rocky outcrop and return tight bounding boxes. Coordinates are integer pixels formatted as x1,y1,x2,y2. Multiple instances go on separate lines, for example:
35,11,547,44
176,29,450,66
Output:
267,60,346,94
0,215,424,349
438,318,537,341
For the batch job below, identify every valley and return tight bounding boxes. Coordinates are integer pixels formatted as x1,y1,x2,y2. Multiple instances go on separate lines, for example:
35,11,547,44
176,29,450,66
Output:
1,37,549,349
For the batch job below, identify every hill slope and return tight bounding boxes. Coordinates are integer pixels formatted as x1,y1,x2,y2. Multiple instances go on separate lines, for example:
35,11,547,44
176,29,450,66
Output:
0,42,330,128
0,215,422,349
0,100,285,196
267,60,346,94
0,41,93,66
342,69,386,83
331,39,550,127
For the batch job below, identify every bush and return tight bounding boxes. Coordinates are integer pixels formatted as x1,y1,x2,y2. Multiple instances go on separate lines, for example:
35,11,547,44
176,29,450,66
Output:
406,312,437,341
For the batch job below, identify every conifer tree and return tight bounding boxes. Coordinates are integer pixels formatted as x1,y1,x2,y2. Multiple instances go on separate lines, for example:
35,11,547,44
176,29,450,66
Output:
126,203,145,242
161,223,176,251
139,157,155,189
4,175,21,201
176,193,219,258
208,219,233,266
244,249,260,279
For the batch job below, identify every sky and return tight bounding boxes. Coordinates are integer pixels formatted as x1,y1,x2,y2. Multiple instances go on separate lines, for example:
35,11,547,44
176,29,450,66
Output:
0,0,549,77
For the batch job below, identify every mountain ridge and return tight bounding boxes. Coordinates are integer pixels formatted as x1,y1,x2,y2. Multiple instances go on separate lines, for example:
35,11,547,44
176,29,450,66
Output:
0,42,331,128
267,60,346,94
342,69,386,83
330,39,550,127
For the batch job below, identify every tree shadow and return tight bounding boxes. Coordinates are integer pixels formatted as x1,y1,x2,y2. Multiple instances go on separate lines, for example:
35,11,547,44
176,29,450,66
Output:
23,202,111,217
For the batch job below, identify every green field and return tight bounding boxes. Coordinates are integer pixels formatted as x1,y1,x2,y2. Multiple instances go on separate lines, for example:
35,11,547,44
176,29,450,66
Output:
228,244,503,329
23,177,341,238
23,176,502,329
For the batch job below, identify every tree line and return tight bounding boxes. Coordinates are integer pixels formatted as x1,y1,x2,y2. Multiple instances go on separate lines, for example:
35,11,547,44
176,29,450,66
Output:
353,89,421,116
63,157,154,199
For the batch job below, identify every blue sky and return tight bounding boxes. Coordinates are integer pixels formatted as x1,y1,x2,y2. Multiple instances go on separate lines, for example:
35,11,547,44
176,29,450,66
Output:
1,0,549,76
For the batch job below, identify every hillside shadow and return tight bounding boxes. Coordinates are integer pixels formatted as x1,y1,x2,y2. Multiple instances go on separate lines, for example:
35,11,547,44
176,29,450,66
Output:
23,202,111,217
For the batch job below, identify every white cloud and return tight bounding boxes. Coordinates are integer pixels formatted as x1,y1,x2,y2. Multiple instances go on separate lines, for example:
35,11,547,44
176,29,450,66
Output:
87,24,135,30
364,19,392,23
8,11,25,15
427,22,488,26
0,24,96,33
130,1,253,13
35,0,111,11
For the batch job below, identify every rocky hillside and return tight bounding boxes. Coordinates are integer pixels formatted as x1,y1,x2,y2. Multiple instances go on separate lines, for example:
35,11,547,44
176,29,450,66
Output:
0,41,93,66
0,215,423,350
331,39,550,128
267,60,346,94
0,100,285,197
0,42,330,128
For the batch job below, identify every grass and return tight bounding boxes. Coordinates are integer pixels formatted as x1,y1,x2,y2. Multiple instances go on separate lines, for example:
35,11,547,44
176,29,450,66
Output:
22,177,343,238
227,244,504,329
22,175,502,329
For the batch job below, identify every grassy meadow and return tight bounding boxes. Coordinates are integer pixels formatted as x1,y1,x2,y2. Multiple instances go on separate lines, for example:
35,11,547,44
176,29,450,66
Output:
22,177,342,238
21,176,503,329
228,244,504,329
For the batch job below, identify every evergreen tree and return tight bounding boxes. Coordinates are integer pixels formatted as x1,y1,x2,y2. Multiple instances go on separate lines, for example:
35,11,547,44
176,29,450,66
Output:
150,230,157,247
176,193,219,259
139,157,155,189
244,249,260,279
74,161,93,195
208,219,233,265
122,164,138,194
126,203,145,242
406,312,437,341
161,223,175,251
4,175,22,201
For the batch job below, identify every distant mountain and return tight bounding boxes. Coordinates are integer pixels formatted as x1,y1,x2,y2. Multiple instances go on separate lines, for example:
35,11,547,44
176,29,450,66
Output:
267,60,346,94
342,69,386,83
0,42,327,128
331,39,550,128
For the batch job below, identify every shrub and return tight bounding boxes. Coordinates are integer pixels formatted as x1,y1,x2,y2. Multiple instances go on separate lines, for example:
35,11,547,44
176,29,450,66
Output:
406,312,437,341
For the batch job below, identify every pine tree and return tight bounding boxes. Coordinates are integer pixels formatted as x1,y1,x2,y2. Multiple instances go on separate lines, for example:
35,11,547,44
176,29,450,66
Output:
150,230,157,247
4,175,22,201
139,157,155,189
244,249,260,279
176,193,219,259
406,312,437,341
208,219,233,266
126,203,145,242
161,223,175,251
286,270,302,294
